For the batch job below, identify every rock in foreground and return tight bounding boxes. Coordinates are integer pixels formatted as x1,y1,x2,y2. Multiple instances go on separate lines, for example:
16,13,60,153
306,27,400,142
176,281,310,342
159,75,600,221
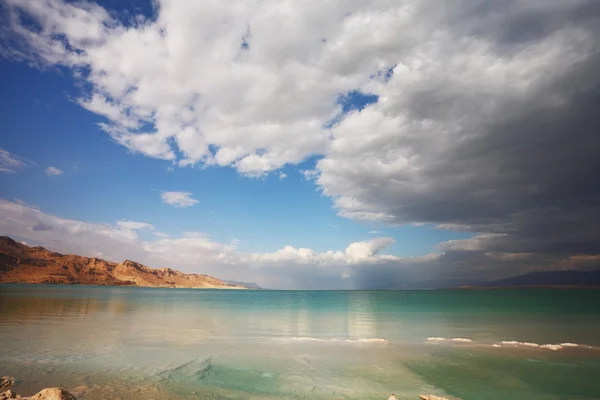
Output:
0,377,14,389
0,390,21,399
27,388,76,400
1,388,76,400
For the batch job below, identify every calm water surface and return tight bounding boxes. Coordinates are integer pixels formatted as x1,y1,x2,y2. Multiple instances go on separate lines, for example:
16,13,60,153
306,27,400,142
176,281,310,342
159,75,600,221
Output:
1,285,599,399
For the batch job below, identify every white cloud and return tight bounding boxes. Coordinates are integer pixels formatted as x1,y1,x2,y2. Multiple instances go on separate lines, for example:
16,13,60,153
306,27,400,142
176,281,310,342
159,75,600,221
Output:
160,191,198,208
368,230,380,234
279,172,287,180
0,0,480,178
45,166,64,176
245,237,402,267
0,148,33,173
2,0,340,174
116,221,155,231
345,237,395,261
300,169,319,181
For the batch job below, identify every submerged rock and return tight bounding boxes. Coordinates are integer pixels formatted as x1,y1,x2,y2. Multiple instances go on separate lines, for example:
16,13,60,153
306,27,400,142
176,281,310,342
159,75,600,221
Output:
419,395,450,400
157,356,213,381
27,388,76,400
69,386,88,398
0,378,15,389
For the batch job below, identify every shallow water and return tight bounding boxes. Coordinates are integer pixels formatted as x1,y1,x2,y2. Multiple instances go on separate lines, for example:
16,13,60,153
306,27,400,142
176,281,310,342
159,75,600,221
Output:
1,285,599,399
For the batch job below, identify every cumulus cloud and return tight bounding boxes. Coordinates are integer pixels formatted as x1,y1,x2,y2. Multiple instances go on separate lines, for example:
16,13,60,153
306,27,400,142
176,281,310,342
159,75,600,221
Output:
1,0,337,174
160,191,198,208
45,166,64,176
345,237,395,261
249,237,400,268
2,0,599,285
0,148,33,173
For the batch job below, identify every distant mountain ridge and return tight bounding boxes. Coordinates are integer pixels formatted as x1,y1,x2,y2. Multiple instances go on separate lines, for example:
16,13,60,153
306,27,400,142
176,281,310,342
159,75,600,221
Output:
0,236,246,289
483,269,600,288
225,280,261,289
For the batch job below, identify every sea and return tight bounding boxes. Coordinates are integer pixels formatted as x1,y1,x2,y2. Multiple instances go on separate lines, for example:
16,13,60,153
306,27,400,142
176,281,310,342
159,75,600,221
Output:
1,285,599,400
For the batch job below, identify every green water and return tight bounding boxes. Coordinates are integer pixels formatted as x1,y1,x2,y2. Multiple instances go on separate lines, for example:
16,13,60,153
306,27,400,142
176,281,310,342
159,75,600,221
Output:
0,285,599,399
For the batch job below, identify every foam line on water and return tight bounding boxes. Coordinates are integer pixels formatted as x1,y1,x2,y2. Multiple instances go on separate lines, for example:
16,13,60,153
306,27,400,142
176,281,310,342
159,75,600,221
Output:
497,341,587,351
426,337,593,351
426,337,472,342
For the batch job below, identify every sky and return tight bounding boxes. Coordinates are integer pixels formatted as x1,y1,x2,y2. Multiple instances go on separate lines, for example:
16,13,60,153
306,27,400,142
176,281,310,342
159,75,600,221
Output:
0,0,599,289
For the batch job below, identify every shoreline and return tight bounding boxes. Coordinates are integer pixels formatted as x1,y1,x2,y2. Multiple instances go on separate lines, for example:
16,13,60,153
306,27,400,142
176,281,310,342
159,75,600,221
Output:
3,282,599,291
0,282,249,290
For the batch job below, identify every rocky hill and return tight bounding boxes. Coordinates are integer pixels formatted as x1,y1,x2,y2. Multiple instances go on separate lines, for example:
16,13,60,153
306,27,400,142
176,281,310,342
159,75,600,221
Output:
0,236,245,289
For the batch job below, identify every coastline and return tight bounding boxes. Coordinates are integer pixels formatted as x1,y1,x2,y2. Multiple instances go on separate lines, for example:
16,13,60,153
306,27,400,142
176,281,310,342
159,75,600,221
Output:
0,282,249,289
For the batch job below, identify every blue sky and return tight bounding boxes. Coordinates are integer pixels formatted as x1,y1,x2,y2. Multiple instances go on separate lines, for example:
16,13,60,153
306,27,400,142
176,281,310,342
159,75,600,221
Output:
0,58,471,256
1,0,598,289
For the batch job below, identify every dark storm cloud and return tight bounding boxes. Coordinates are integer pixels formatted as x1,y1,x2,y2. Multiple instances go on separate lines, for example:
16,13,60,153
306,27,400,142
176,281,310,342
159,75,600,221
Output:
458,1,600,43
400,53,600,246
318,0,600,287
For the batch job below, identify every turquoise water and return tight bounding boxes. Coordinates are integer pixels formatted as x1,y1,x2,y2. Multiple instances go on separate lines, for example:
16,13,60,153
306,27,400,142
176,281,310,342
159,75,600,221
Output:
1,285,599,399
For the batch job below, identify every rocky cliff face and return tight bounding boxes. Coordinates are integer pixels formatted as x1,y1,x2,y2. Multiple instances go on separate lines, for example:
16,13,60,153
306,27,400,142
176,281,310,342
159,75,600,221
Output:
0,236,245,289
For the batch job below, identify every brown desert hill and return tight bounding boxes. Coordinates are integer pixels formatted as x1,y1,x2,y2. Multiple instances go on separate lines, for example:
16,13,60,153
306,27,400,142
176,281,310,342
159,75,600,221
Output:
0,236,245,289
